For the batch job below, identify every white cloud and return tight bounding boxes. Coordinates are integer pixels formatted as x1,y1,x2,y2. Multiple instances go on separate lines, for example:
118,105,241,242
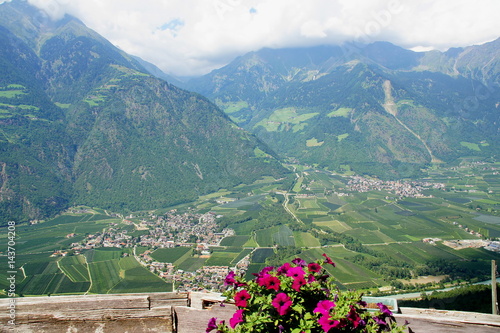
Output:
24,0,500,76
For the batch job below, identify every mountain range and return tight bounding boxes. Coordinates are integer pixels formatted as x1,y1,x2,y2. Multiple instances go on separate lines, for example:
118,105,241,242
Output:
184,39,500,177
1,0,499,223
0,0,285,223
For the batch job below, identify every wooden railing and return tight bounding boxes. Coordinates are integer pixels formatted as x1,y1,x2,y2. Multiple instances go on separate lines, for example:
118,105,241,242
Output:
1,292,500,332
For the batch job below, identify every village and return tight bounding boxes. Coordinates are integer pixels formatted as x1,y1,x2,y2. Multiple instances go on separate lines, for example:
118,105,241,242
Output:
68,210,232,250
64,210,245,292
346,175,445,198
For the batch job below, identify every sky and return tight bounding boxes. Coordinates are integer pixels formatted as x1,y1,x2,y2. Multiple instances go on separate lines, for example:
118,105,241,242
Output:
6,0,500,76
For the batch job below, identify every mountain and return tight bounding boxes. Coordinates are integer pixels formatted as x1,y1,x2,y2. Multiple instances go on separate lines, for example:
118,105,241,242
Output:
131,55,185,87
186,40,500,178
0,0,286,223
418,38,500,86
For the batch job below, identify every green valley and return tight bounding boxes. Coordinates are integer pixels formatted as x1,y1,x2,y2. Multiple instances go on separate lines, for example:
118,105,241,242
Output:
2,159,499,297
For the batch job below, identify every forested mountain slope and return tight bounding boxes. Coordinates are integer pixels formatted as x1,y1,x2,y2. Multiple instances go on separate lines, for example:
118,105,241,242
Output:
186,40,500,178
0,0,286,223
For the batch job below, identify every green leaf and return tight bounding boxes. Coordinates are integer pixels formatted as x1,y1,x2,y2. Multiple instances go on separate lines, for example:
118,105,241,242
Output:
292,304,304,314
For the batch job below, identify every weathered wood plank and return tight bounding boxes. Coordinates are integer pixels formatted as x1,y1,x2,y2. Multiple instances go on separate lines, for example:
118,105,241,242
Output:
0,293,185,333
10,296,150,313
174,305,236,333
3,318,173,333
13,307,172,322
149,292,189,308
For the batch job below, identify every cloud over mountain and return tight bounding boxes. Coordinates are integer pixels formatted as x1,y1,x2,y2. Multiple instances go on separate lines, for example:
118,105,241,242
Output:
13,0,500,76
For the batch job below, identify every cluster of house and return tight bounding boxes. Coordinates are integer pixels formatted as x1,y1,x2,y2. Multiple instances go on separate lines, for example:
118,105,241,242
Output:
70,211,230,251
447,160,494,171
61,208,254,291
173,266,230,292
451,221,484,237
135,247,252,292
173,253,252,292
346,176,445,198
134,211,230,247
69,224,131,249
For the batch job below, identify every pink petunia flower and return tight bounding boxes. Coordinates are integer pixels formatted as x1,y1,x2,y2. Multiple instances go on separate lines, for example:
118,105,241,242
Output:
291,276,307,291
308,262,322,273
347,306,363,328
313,300,336,316
377,302,393,317
260,266,275,274
272,292,293,316
224,271,236,286
229,309,244,328
358,300,367,307
286,266,305,279
277,262,291,275
373,315,388,329
259,274,281,291
292,258,307,267
318,314,341,332
234,289,251,308
322,253,336,266
253,266,275,281
206,317,217,332
225,271,247,287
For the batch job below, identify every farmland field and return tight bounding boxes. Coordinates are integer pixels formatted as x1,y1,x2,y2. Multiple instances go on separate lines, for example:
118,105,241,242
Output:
88,248,124,262
0,213,117,255
177,257,207,272
293,231,321,247
110,266,170,293
59,255,90,282
205,252,239,266
255,226,279,247
273,225,295,246
220,235,250,247
301,248,381,286
16,253,92,295
252,248,275,263
227,219,257,235
150,247,191,263
119,256,141,270
88,259,121,293
231,249,253,265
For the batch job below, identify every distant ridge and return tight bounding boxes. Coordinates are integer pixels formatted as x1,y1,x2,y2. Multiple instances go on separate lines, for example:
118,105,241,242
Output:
185,39,500,178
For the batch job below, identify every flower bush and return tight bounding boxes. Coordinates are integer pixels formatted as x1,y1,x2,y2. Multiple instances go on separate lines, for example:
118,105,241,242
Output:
207,254,408,333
